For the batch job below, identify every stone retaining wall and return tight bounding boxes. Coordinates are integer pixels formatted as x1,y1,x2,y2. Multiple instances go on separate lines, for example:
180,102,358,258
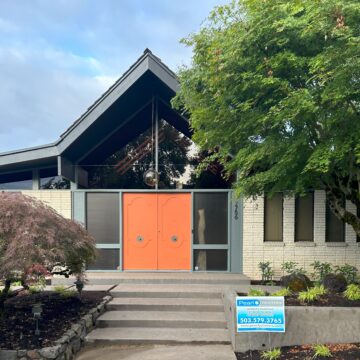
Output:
0,295,112,360
223,288,360,353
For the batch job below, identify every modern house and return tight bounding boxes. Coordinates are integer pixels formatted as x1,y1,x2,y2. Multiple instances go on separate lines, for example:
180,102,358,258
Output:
1,49,359,278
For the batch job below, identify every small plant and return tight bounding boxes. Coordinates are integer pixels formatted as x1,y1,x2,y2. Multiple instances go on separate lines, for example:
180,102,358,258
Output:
343,284,360,301
312,344,332,358
311,261,333,284
248,288,267,296
54,285,78,298
335,264,358,284
258,262,274,284
261,348,281,360
272,288,292,297
298,285,326,303
281,261,306,276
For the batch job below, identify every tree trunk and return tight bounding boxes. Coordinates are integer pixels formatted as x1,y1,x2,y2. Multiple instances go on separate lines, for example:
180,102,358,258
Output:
0,279,11,310
326,189,360,238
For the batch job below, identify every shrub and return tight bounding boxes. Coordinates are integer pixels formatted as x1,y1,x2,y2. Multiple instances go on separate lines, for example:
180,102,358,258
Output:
322,273,347,293
298,286,326,303
248,288,267,296
343,284,360,301
280,273,312,292
311,261,333,284
0,193,96,306
281,261,306,276
272,288,292,297
54,285,78,298
258,262,274,284
335,264,358,284
312,344,332,358
260,348,281,360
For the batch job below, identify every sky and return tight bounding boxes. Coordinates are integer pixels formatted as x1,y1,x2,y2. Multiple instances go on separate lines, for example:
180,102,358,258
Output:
0,0,228,153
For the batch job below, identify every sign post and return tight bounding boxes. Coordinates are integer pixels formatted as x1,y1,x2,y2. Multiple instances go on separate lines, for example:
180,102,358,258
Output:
236,296,285,333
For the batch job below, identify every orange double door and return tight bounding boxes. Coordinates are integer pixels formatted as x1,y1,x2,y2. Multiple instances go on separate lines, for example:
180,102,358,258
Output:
123,193,191,270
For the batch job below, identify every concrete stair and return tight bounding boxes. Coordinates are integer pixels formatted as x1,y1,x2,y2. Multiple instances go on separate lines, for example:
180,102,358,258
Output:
86,283,232,345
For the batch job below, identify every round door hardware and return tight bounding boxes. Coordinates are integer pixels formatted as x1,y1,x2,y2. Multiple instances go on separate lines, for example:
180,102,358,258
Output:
171,235,178,243
136,235,144,242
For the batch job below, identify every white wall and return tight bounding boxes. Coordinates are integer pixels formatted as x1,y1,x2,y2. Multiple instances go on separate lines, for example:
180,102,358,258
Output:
21,190,72,219
243,190,360,279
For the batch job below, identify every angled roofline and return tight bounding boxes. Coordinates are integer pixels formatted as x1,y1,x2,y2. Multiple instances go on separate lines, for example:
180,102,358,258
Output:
0,49,183,170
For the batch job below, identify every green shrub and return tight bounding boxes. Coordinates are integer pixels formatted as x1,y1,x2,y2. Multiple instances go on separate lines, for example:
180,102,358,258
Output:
335,264,358,284
311,261,333,284
260,348,281,360
272,288,292,297
258,262,274,283
281,261,306,275
54,285,78,298
343,284,360,301
248,288,267,296
298,286,326,303
312,344,332,358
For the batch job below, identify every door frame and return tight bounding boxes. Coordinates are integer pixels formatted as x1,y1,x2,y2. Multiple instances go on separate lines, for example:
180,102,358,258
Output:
72,189,242,273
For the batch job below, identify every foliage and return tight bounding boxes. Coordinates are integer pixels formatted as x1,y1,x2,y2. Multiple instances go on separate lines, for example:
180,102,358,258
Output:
272,288,292,297
0,192,96,304
248,288,267,296
322,273,347,293
258,261,274,283
312,344,332,358
260,348,281,360
173,0,360,236
53,285,78,298
281,261,306,276
280,273,312,292
334,264,358,284
298,285,327,303
343,284,360,301
311,261,333,284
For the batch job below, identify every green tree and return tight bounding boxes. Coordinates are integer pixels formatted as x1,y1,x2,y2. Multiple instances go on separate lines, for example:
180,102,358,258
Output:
173,0,360,235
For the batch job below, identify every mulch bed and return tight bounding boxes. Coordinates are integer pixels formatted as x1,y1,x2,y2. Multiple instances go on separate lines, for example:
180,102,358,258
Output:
238,293,360,307
0,291,106,350
236,343,360,359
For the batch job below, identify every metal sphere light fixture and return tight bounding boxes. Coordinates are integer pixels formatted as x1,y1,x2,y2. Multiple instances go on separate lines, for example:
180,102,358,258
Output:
144,168,158,187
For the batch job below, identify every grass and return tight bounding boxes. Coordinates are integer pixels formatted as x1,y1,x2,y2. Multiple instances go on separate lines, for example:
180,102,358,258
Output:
298,285,326,303
312,344,332,358
272,288,292,297
53,285,78,298
248,288,267,296
343,284,360,301
261,348,281,360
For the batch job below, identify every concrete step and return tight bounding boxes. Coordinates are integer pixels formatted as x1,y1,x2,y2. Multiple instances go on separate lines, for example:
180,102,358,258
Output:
106,297,224,312
52,272,250,286
86,327,231,345
96,310,227,329
110,284,223,299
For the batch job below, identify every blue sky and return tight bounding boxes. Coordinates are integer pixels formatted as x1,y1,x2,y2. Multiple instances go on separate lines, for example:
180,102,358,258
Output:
0,0,228,152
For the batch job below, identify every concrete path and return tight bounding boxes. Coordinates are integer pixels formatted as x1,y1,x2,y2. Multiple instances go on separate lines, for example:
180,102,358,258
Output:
76,344,236,360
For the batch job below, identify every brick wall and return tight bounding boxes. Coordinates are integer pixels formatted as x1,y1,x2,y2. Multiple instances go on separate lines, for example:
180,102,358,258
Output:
21,190,72,219
243,190,360,279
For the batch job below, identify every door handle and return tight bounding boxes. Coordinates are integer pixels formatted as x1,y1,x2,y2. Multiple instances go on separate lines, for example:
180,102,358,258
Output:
171,235,178,243
136,235,144,242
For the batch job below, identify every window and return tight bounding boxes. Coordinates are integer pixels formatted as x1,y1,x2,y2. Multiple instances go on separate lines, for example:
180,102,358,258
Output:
357,206,360,243
326,197,345,242
264,193,283,241
295,192,314,242
0,171,32,190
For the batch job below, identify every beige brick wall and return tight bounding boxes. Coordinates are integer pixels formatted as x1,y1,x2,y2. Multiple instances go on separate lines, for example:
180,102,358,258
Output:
243,190,360,279
21,190,72,219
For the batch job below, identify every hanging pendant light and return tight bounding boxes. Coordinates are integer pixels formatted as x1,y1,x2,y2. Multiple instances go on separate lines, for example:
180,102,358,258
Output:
144,168,158,187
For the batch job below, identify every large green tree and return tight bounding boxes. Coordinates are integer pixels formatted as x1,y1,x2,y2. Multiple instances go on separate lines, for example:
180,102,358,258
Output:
173,0,360,235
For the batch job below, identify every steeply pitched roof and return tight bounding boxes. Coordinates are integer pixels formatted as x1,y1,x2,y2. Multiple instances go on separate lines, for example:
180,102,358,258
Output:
0,49,184,172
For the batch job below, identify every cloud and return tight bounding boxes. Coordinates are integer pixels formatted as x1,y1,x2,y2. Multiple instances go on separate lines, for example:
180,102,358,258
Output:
0,0,229,153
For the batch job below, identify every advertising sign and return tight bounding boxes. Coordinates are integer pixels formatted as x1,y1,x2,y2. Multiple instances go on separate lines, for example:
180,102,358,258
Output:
236,296,285,333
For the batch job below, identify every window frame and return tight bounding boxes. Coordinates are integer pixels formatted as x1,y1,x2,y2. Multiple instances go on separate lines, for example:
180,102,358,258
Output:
264,193,284,242
295,192,314,242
